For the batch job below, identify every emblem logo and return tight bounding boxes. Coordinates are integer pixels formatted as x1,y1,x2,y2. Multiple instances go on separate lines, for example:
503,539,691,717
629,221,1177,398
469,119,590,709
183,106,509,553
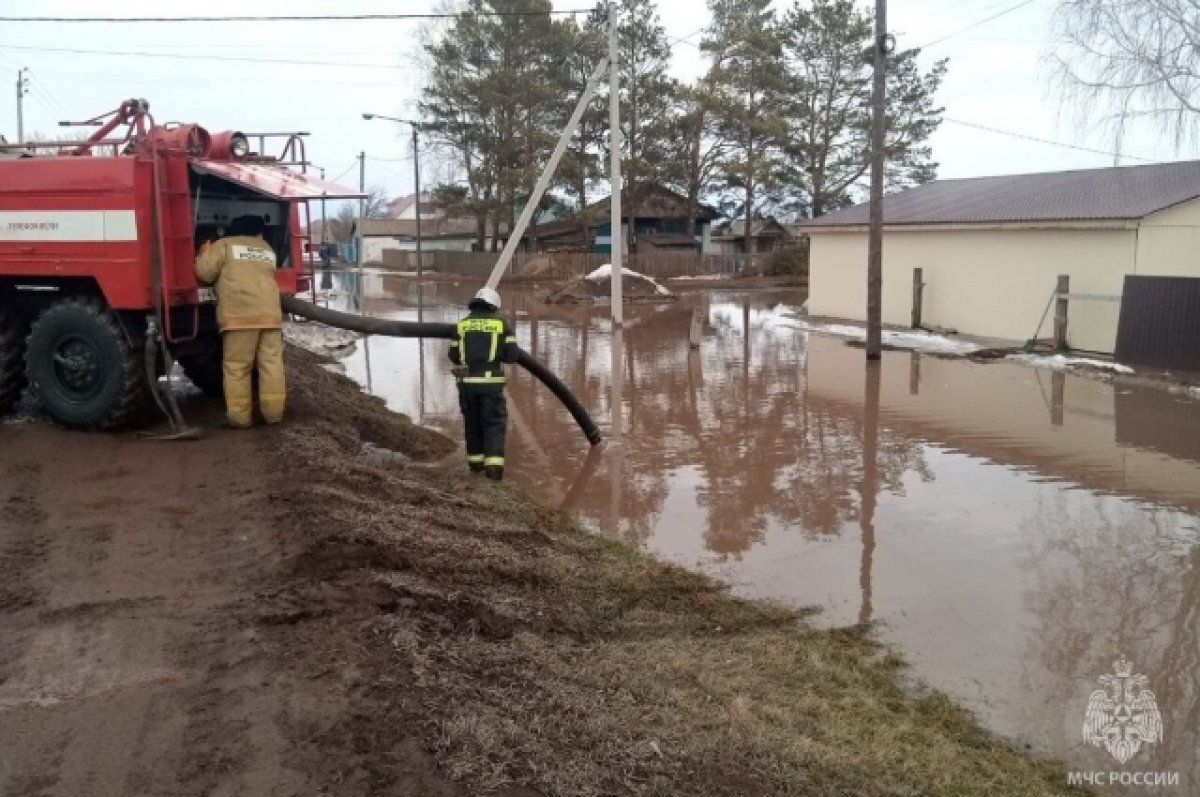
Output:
1083,657,1163,765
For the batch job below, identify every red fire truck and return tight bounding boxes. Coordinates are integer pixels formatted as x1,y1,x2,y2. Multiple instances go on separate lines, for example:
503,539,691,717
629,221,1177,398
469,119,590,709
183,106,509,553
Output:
0,99,361,428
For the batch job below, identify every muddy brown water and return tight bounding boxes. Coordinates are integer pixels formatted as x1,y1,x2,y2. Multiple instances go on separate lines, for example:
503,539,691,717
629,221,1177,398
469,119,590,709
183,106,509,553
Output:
326,270,1200,792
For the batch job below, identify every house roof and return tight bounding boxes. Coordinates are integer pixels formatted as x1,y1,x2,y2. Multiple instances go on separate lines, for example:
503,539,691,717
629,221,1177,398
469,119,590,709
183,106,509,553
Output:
525,183,718,239
798,160,1200,229
713,218,789,239
385,193,417,217
360,217,478,238
384,192,440,218
584,184,719,222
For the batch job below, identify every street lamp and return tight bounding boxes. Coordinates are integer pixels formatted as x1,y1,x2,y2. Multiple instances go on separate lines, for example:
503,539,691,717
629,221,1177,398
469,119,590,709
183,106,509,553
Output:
362,113,423,283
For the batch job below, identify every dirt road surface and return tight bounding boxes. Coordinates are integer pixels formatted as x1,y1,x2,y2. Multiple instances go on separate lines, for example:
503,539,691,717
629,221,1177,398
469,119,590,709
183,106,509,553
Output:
0,401,457,796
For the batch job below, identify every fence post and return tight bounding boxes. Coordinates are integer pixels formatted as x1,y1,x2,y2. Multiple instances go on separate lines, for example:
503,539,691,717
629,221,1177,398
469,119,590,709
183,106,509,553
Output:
1054,274,1070,351
1050,370,1065,426
911,268,924,329
689,306,703,349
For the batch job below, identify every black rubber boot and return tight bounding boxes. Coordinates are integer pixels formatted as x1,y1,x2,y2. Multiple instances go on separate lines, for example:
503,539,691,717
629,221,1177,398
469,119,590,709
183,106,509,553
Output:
469,462,485,474
484,465,504,481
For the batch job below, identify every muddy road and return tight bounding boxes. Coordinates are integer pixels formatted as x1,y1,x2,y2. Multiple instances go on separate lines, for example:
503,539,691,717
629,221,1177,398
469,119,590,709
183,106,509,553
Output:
0,406,330,795
0,384,461,796
337,271,1200,792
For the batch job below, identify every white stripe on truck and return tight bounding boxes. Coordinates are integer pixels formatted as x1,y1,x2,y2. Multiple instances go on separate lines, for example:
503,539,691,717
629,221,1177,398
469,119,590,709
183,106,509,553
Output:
0,210,138,242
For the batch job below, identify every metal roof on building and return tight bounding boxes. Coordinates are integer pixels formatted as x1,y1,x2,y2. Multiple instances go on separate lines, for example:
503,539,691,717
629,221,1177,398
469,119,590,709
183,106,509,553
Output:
798,160,1200,229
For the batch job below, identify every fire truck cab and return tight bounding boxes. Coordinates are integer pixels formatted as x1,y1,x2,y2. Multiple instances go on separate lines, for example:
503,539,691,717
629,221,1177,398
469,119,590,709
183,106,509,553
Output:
0,99,362,428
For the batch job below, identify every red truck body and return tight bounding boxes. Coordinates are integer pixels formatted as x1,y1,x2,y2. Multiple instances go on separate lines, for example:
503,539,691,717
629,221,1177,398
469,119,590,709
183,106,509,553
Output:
0,99,361,428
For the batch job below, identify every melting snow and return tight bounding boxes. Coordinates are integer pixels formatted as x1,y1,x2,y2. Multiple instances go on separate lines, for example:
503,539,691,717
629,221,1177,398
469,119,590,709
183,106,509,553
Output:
780,318,980,356
284,320,360,357
1005,353,1134,374
585,264,673,296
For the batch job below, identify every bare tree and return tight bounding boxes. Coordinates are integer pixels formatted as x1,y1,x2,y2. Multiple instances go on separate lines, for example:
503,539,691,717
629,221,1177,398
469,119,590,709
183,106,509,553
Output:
328,186,391,243
1050,0,1200,144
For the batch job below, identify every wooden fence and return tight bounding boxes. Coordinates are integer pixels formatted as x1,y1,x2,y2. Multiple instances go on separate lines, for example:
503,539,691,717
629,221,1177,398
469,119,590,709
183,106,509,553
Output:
419,251,747,281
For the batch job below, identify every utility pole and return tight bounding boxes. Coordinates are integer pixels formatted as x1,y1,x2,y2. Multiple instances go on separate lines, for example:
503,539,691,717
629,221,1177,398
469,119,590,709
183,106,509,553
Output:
357,151,366,304
15,68,29,144
319,167,327,247
866,0,889,360
411,126,423,286
608,0,623,326
357,151,366,218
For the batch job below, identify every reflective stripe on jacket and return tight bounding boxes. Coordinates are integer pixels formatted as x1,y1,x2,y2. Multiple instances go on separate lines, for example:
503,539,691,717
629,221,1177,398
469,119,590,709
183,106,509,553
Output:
448,311,518,384
195,235,283,331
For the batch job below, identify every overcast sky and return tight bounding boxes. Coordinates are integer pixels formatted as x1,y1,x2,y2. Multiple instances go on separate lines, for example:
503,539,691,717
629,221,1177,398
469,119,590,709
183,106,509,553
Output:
0,0,1193,210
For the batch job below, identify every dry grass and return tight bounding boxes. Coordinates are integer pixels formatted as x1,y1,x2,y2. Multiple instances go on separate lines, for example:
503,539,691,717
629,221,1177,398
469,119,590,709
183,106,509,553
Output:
270,347,1092,797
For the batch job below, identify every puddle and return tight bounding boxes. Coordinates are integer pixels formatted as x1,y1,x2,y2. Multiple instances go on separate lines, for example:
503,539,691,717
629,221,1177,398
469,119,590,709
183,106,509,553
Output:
330,271,1200,791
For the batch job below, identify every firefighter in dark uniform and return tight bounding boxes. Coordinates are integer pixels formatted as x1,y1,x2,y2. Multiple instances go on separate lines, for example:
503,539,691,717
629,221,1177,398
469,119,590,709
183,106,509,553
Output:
449,287,518,480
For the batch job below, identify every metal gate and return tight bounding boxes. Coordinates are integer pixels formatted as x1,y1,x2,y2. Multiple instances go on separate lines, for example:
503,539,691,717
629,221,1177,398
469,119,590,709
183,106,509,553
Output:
1114,275,1200,372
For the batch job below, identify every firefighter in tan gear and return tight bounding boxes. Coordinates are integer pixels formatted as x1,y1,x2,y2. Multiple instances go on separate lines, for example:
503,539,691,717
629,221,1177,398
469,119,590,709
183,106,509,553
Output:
195,215,286,428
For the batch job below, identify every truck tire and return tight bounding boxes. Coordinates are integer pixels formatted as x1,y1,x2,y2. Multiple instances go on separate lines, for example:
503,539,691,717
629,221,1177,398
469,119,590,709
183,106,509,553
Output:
25,298,150,429
0,304,26,415
177,343,224,400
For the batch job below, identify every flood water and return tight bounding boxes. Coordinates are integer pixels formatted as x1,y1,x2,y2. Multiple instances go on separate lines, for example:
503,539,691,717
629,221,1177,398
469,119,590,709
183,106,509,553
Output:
329,270,1200,791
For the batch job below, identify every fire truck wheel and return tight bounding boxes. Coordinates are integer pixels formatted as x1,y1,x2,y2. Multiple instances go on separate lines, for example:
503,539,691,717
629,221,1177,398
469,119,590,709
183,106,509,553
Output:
177,344,224,400
25,298,150,429
0,305,26,415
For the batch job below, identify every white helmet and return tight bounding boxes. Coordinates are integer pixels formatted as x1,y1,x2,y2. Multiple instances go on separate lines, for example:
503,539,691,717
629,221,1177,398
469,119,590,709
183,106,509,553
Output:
473,286,502,310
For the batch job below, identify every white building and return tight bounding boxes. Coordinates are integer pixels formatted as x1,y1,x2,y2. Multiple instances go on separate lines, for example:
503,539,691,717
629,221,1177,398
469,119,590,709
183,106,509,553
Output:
800,161,1200,353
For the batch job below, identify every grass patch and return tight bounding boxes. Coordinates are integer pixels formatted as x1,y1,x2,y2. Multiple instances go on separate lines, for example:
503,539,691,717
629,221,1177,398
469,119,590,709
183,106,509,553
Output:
271,350,1092,796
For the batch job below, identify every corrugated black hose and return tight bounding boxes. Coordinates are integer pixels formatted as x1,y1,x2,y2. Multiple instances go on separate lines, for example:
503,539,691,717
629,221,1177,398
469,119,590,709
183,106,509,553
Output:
281,296,603,447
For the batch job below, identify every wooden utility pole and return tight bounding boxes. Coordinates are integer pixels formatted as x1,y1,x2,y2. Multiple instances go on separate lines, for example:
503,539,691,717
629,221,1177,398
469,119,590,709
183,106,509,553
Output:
410,127,423,287
356,152,365,297
866,0,888,360
15,68,28,144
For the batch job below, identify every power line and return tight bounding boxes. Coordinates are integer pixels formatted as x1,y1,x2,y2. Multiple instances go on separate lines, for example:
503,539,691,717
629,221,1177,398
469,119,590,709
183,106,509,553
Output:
943,118,1162,163
26,91,58,121
0,11,592,23
667,26,706,49
0,42,407,69
918,0,1036,49
366,162,412,183
329,161,361,184
31,66,410,89
26,71,68,117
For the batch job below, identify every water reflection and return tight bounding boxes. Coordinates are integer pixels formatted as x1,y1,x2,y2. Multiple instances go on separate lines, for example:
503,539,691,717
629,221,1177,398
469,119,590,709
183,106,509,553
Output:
333,272,1200,791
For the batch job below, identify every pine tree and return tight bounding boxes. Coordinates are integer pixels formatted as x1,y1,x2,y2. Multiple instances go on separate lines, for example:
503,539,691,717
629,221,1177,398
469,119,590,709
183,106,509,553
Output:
666,82,731,244
420,0,575,249
778,0,946,218
703,0,790,272
557,12,608,211
617,0,680,248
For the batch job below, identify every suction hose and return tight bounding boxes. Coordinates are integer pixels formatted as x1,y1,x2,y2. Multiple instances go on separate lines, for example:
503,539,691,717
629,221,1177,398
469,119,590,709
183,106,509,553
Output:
282,296,603,446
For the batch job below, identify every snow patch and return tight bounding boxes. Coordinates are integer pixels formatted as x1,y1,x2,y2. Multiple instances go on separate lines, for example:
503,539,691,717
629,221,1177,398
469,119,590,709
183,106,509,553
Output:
1005,353,1134,375
585,264,672,296
782,318,980,356
284,320,360,358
